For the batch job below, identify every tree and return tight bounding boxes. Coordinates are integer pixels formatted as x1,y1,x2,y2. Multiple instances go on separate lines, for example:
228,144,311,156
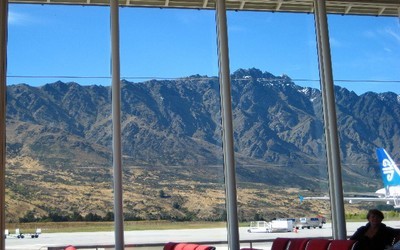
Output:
104,211,114,221
19,210,38,223
159,190,166,198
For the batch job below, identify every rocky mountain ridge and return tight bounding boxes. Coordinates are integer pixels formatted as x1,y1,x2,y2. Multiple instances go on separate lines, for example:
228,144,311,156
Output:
5,68,400,221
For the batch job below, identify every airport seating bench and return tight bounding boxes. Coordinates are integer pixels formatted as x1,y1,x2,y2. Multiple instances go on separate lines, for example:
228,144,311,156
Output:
271,237,358,250
163,238,357,250
164,242,216,250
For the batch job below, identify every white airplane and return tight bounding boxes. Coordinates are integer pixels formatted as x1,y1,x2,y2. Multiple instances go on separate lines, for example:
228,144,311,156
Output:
299,148,400,208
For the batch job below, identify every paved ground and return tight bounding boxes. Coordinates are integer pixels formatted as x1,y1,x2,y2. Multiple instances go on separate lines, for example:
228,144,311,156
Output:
5,221,400,250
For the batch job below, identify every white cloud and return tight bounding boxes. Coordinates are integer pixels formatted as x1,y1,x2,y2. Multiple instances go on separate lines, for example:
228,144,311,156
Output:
385,28,400,44
228,24,246,33
8,11,35,26
329,37,343,47
384,47,392,53
363,30,376,39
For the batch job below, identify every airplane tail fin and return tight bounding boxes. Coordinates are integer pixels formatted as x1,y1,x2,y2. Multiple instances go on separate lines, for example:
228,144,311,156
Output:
376,148,400,189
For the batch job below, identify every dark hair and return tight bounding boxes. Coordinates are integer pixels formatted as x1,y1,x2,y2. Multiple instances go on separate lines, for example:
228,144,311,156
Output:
367,209,384,220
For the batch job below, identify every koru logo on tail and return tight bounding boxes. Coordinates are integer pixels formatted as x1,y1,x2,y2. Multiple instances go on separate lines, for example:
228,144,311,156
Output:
382,158,395,181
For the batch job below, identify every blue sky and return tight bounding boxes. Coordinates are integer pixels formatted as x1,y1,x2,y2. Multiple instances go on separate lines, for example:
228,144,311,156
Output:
7,4,400,94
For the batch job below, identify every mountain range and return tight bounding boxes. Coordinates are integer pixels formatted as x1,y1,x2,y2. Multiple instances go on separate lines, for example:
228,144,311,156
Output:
4,68,400,222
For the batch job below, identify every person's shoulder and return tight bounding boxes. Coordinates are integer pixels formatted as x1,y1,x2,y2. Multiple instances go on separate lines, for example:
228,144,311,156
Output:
381,223,398,233
380,223,389,229
356,224,369,231
381,223,393,229
350,225,368,240
361,222,370,229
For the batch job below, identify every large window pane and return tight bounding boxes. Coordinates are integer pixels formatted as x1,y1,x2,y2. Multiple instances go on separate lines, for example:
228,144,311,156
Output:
6,4,114,248
6,2,399,249
227,11,330,248
329,15,400,226
118,7,226,244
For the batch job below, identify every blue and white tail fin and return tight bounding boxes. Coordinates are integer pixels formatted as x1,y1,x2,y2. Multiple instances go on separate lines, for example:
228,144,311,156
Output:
376,148,400,190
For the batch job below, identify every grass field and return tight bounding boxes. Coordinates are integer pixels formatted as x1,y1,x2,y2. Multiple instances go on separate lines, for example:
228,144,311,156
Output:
7,211,400,234
5,221,230,234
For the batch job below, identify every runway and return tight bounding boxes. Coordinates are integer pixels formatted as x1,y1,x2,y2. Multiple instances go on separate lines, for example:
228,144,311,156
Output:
5,221,400,250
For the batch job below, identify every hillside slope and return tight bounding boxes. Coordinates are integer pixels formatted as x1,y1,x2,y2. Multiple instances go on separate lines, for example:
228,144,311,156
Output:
5,68,400,222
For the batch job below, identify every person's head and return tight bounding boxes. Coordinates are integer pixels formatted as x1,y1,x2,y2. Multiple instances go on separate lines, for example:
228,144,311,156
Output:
367,209,384,225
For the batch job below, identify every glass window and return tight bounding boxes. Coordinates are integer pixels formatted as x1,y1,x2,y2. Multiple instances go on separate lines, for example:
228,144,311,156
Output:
227,11,331,248
329,14,400,227
118,7,227,245
6,2,399,249
6,4,114,248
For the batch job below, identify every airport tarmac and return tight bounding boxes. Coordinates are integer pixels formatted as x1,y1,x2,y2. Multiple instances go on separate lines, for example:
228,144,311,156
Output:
5,221,400,250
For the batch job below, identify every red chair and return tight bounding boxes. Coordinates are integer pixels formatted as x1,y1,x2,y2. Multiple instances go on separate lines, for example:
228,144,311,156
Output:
195,245,216,250
173,243,188,250
182,244,201,250
287,238,309,250
271,238,291,250
306,239,331,250
328,240,357,250
164,242,179,250
163,242,215,250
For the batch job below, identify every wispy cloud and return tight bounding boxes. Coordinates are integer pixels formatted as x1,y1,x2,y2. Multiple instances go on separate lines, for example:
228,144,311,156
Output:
329,37,343,47
8,11,36,26
384,47,392,53
363,30,376,39
228,24,246,33
385,28,400,44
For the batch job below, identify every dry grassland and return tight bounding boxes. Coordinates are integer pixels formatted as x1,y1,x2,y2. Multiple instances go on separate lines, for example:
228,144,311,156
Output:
5,156,367,225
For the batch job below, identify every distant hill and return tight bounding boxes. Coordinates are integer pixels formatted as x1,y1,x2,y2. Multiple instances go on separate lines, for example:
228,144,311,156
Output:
5,68,400,222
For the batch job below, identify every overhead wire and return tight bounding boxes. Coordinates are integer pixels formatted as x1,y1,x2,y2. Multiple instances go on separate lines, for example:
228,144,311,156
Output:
5,75,400,83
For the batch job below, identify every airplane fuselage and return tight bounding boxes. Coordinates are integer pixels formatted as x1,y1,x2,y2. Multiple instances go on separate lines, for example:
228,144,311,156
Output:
375,186,400,198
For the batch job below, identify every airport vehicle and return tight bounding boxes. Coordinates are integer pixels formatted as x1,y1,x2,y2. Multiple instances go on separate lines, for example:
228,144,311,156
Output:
247,221,270,233
247,220,292,233
294,217,323,229
300,148,400,208
317,215,326,224
30,228,41,238
4,228,41,239
270,220,293,232
274,218,297,227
